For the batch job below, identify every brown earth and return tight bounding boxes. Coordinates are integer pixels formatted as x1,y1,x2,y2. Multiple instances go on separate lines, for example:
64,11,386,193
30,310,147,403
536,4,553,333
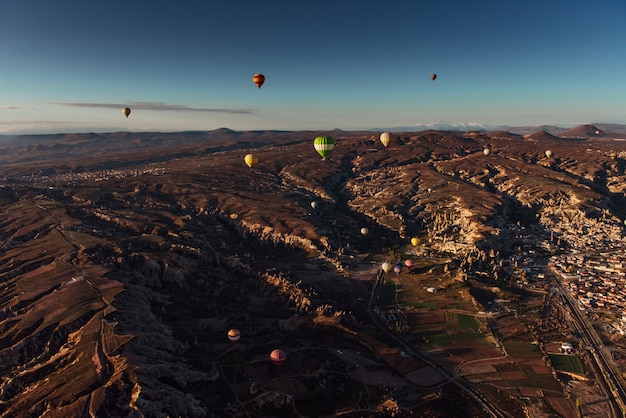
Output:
0,127,625,416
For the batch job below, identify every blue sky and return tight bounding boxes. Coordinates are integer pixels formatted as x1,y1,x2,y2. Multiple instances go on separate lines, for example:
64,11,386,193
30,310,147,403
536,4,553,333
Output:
0,0,625,134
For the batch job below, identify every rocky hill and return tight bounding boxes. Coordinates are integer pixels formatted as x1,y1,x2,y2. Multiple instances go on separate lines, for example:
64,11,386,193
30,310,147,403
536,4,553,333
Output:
0,128,625,417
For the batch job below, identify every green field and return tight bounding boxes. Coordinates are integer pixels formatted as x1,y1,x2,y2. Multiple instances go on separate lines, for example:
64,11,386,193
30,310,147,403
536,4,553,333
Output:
400,301,439,310
456,313,480,331
549,354,585,375
376,281,396,307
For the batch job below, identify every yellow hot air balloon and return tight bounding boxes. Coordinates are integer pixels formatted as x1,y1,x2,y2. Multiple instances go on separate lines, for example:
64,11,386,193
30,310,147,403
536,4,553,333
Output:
380,132,392,148
381,262,392,273
411,237,420,246
244,153,258,168
483,148,491,156
122,107,131,118
545,149,553,158
360,227,368,235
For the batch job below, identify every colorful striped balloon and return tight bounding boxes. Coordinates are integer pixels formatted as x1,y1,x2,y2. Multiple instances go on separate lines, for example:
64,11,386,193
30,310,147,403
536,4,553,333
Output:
313,136,334,159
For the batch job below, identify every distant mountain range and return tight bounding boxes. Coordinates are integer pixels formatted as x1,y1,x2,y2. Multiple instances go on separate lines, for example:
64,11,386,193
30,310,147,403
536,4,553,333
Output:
370,122,626,136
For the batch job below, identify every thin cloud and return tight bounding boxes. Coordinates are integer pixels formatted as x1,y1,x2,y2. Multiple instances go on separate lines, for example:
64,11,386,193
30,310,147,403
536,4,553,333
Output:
0,106,24,110
0,120,72,126
49,101,255,114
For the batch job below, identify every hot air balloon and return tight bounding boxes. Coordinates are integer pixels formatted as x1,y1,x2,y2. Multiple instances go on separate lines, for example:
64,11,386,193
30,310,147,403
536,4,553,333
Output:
483,148,491,156
380,132,392,148
381,262,392,273
122,107,131,118
404,259,413,270
394,262,403,275
609,151,617,159
595,130,601,135
270,349,286,365
361,227,369,235
411,237,420,247
430,73,437,81
545,149,553,158
228,328,241,342
252,73,265,89
311,201,318,210
244,153,258,168
314,136,335,159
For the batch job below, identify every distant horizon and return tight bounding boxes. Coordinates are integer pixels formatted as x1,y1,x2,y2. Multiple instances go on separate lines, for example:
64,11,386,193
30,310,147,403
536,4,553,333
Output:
1,121,626,138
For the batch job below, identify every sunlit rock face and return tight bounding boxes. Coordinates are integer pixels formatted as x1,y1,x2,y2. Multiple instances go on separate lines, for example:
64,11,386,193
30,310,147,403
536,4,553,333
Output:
0,126,624,416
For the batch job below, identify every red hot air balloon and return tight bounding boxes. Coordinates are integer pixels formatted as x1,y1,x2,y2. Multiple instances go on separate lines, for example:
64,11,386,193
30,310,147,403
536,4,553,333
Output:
253,73,265,89
270,349,286,365
404,259,413,270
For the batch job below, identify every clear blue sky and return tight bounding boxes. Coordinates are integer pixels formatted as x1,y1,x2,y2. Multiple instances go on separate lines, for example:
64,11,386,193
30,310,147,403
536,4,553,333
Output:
1,0,625,134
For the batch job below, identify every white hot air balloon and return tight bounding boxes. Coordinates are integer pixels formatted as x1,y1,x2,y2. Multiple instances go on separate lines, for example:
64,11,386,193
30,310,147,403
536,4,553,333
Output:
380,132,392,148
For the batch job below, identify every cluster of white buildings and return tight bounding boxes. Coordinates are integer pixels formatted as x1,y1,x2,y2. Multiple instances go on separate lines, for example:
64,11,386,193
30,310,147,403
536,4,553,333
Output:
551,246,626,331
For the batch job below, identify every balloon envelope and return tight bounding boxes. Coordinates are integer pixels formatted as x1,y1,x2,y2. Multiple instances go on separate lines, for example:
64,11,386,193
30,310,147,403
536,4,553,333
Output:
252,73,265,88
430,73,437,81
483,148,490,156
244,153,258,168
394,263,402,275
122,107,131,118
313,136,335,159
404,259,413,269
545,150,553,158
311,201,317,210
380,132,392,148
381,262,392,273
411,237,420,246
360,227,368,235
270,349,286,364
228,328,241,342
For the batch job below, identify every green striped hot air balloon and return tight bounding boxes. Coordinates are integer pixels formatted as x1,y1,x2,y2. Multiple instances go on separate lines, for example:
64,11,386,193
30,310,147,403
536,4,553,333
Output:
313,136,334,159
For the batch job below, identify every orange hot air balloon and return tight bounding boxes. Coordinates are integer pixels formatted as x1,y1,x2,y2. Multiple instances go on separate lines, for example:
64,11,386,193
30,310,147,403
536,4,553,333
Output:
228,328,241,342
122,107,131,118
252,73,265,89
430,73,437,81
270,349,286,365
404,259,413,270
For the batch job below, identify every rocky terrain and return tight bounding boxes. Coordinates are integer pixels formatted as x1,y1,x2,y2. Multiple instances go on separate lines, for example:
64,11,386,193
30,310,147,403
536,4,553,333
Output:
0,125,625,417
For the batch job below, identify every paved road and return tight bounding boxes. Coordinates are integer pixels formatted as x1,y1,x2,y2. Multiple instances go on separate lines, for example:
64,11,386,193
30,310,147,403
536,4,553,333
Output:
551,269,626,417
